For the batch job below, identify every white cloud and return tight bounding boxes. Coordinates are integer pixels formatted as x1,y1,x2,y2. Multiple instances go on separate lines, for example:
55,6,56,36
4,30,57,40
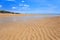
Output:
24,4,30,7
19,4,30,7
19,4,30,10
21,6,30,11
12,7,16,9
6,0,15,1
0,5,2,8
21,0,25,2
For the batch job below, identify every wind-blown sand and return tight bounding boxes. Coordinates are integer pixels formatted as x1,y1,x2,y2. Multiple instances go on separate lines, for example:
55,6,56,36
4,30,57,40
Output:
0,14,60,40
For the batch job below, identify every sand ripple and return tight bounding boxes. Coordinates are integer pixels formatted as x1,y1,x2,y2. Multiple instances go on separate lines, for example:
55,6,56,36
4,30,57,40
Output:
0,16,60,40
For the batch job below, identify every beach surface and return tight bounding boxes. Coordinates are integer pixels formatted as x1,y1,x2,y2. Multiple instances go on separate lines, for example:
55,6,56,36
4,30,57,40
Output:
0,13,60,40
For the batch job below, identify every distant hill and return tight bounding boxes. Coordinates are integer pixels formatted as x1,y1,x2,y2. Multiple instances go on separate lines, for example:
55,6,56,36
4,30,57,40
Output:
0,10,20,14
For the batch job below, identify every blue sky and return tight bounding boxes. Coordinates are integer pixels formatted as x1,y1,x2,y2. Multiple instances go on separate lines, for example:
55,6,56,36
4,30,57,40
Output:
0,0,60,14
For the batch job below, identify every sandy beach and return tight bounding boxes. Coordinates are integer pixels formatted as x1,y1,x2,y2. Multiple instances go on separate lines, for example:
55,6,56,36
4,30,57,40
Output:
0,14,60,40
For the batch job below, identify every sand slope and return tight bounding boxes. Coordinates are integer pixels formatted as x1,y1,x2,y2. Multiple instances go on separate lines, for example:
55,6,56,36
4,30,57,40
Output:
0,14,60,40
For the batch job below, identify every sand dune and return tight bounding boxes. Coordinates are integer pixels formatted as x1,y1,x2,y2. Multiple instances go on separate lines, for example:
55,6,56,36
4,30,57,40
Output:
0,14,60,40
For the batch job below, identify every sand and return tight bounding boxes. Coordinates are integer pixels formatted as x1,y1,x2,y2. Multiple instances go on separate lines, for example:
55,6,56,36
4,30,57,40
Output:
0,13,40,18
0,14,60,40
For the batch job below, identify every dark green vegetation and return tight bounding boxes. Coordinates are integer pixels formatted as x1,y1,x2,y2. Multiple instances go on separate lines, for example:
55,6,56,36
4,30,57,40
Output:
0,10,20,14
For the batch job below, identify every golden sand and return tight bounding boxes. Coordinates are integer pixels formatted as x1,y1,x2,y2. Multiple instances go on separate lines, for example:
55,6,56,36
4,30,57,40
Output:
0,14,60,40
0,13,27,18
0,13,39,18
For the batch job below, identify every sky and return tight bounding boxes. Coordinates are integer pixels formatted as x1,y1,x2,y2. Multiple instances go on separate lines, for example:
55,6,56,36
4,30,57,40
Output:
0,0,60,14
